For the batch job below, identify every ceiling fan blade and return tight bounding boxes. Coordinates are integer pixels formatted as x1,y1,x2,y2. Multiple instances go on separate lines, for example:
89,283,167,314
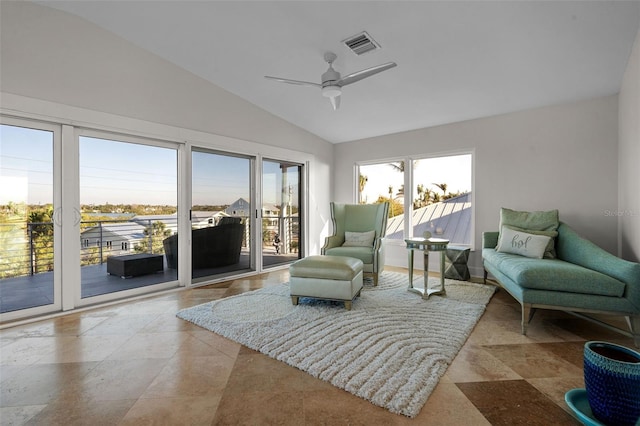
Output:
264,76,321,88
338,62,397,87
328,95,341,110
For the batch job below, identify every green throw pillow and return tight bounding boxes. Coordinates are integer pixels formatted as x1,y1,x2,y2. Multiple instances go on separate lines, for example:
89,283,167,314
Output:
498,208,560,259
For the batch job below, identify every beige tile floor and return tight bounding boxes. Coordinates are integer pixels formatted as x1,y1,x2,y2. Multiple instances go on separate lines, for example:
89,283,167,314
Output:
0,267,636,425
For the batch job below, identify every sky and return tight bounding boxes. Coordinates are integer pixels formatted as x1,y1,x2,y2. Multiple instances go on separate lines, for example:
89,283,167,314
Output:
1,125,298,208
3,123,462,209
192,150,248,206
80,136,178,205
1,125,53,205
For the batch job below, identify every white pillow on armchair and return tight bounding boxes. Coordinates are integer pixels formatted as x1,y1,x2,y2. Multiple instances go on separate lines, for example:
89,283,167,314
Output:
342,230,376,247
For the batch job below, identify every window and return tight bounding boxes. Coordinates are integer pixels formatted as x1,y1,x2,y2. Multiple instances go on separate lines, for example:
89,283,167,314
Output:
358,161,405,241
410,154,472,245
358,153,472,246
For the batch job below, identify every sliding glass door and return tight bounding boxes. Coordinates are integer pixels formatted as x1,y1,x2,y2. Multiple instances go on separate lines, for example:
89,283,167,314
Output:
1,115,309,321
262,159,302,268
191,149,253,282
0,121,60,315
79,133,179,302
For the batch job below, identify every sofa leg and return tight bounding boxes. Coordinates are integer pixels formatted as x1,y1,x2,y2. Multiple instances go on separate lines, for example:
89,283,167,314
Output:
483,269,487,284
626,315,640,348
373,273,379,286
344,301,352,310
291,296,299,306
521,304,536,335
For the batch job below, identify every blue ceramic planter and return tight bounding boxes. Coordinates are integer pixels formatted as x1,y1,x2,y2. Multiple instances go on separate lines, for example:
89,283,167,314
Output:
583,341,640,426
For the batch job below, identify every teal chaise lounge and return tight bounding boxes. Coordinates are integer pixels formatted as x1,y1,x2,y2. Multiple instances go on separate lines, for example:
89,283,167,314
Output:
483,222,640,347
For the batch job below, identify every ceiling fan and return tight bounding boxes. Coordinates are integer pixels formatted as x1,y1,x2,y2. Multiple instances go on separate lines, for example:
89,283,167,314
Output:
264,52,397,110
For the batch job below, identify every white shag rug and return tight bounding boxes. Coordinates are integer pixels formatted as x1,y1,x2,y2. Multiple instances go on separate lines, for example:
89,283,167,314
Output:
177,272,495,418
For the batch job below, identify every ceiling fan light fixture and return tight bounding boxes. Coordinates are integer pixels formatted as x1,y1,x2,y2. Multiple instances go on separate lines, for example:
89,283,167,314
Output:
322,85,341,98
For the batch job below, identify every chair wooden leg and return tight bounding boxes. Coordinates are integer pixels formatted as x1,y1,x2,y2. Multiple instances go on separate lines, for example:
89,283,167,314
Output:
373,273,379,286
521,303,536,335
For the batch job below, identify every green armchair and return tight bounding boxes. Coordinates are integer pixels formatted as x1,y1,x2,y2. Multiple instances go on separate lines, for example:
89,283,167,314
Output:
321,202,389,285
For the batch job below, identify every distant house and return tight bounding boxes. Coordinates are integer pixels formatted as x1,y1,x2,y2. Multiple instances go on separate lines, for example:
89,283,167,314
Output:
225,198,250,217
385,192,472,245
80,222,147,254
191,211,228,229
262,205,281,228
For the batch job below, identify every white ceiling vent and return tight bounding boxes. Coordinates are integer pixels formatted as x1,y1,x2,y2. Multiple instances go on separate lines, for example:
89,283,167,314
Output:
342,31,380,56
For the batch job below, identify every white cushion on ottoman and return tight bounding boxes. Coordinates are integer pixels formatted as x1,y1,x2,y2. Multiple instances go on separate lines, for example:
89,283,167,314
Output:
289,255,364,310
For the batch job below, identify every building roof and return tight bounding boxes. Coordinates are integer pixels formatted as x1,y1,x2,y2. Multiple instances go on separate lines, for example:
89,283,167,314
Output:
131,214,177,223
386,192,472,245
81,222,147,241
191,211,226,223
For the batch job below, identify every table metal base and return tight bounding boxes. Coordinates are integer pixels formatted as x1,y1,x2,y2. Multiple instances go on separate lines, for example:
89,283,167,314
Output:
405,237,449,299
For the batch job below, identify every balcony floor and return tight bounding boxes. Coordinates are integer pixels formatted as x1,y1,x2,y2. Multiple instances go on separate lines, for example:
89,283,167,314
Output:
1,249,298,315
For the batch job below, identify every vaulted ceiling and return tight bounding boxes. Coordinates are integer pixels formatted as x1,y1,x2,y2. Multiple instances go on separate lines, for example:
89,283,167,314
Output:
39,1,640,143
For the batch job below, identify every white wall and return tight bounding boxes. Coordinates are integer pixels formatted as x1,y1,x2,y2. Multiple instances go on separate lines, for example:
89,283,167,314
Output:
618,27,640,263
335,96,620,277
0,1,334,257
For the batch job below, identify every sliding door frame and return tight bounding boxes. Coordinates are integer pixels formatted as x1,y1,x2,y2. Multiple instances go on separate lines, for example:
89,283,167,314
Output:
1,94,315,322
0,116,63,321
74,128,182,308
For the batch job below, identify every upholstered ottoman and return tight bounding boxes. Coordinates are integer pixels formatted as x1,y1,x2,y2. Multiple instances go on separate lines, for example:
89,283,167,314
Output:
289,255,363,310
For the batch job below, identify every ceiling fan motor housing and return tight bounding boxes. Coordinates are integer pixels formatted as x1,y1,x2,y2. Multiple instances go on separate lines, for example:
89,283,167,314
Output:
321,67,340,86
321,65,341,98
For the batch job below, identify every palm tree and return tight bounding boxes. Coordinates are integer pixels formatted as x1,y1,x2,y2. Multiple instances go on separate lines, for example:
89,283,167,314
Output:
389,161,405,173
415,184,433,209
27,208,54,273
389,160,419,173
137,221,172,254
359,174,368,203
433,183,448,195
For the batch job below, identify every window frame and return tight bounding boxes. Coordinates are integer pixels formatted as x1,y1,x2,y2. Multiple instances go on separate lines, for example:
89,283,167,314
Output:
355,150,475,250
0,116,63,320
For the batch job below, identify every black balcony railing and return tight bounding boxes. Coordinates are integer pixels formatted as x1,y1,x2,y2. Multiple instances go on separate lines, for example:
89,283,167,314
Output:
0,221,54,279
1,214,300,280
0,217,179,279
